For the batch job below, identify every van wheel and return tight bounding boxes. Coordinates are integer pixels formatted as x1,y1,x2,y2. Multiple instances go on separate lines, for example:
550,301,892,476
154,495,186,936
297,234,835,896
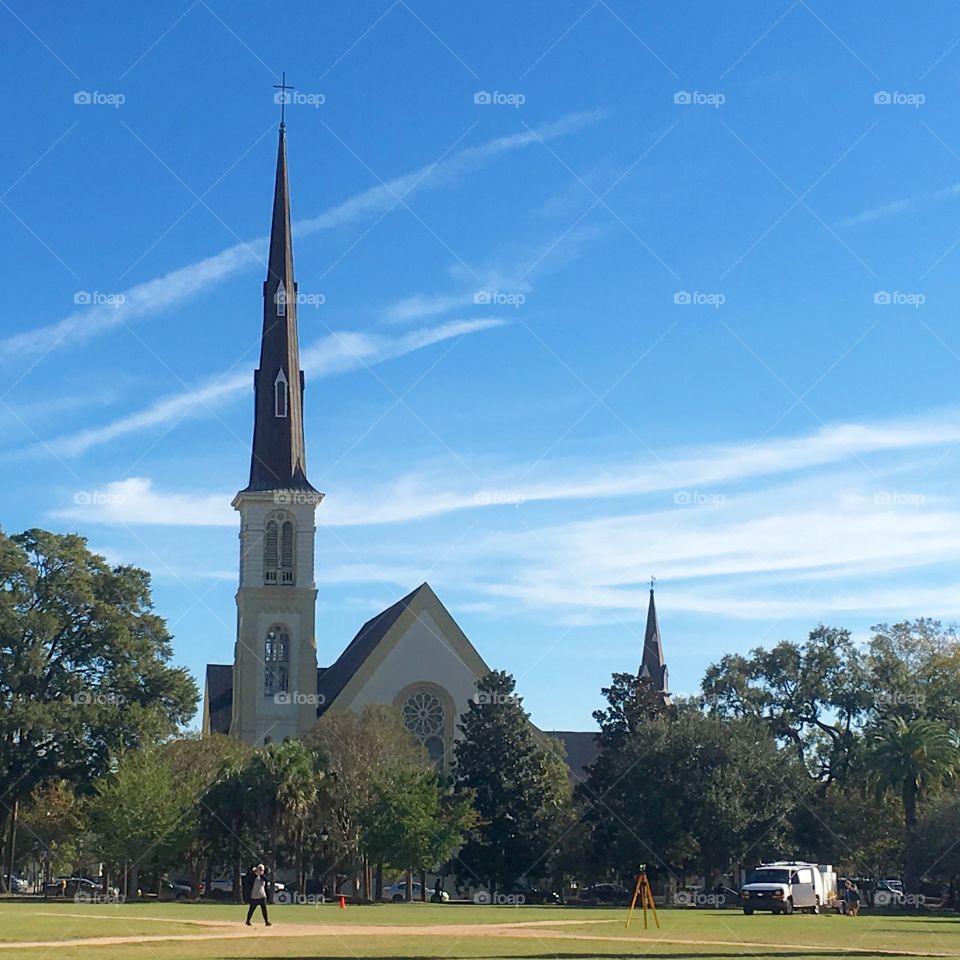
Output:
783,899,794,915
742,907,753,915
812,896,820,915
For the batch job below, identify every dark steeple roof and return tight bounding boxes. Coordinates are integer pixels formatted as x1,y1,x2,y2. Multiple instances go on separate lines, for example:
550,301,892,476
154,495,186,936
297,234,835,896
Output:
242,124,318,494
639,587,670,698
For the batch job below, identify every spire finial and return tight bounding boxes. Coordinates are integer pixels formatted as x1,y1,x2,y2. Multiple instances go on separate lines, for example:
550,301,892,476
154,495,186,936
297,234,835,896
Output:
273,71,295,129
650,575,656,592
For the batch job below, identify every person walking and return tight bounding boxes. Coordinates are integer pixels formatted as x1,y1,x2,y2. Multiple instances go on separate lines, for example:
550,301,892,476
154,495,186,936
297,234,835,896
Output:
843,879,861,917
245,864,272,927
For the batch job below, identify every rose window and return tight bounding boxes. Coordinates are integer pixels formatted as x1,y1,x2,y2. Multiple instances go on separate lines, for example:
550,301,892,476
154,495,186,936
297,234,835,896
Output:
401,690,445,743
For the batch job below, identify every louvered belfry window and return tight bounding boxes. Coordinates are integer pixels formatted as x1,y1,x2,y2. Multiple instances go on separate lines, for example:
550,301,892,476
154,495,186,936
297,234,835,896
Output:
263,519,279,583
280,520,294,583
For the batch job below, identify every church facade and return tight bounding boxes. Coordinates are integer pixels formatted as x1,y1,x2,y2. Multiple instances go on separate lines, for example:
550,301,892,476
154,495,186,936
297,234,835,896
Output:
202,120,670,772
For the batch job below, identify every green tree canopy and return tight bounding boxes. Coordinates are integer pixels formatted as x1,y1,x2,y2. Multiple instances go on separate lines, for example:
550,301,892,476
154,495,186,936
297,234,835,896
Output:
453,671,571,896
0,528,198,888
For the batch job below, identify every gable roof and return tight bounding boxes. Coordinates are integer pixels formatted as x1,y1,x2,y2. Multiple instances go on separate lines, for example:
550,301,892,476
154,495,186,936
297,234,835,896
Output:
316,584,423,712
204,664,233,735
317,581,491,715
546,730,599,783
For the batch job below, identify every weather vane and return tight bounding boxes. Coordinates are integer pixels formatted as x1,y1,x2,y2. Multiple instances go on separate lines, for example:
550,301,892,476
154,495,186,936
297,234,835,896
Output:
273,71,294,128
650,576,656,590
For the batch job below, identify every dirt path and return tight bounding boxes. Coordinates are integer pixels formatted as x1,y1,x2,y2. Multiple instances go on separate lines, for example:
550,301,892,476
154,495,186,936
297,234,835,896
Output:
4,918,956,957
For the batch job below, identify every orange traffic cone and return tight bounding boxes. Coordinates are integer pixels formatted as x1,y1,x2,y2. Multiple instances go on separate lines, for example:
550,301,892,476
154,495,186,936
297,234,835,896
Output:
339,895,346,909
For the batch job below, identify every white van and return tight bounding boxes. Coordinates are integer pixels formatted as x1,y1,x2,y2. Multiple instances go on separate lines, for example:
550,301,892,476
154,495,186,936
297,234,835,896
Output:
740,861,837,915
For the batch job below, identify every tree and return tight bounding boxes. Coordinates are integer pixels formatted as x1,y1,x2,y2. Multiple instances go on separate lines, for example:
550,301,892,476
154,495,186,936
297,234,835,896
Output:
359,766,475,896
867,716,959,892
87,748,196,897
702,626,867,787
579,703,801,890
306,705,429,899
18,780,88,881
866,620,960,728
243,740,322,885
159,734,250,894
453,671,571,896
0,529,197,889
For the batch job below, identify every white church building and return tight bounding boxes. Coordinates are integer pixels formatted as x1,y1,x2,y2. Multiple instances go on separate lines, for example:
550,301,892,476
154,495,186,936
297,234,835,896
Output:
202,118,668,776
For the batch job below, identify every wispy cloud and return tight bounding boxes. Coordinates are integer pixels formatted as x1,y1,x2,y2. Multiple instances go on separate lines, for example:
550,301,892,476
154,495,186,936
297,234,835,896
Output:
0,111,601,363
838,182,960,227
39,318,504,457
60,405,960,525
57,407,960,623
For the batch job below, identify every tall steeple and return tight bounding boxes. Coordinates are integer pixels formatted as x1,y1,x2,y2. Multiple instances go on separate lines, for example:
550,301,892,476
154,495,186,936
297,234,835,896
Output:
243,123,317,493
230,107,322,747
639,585,670,701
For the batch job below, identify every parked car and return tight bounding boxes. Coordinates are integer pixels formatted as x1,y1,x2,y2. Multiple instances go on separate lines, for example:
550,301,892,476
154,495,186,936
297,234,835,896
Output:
43,877,101,899
579,883,630,904
157,880,192,901
2,875,27,894
382,881,449,902
205,876,233,898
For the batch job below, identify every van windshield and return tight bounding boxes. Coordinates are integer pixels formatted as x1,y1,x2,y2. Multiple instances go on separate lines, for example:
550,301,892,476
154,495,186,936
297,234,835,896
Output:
748,869,790,884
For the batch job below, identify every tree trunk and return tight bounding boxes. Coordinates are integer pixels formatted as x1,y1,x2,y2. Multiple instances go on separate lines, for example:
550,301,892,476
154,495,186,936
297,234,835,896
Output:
2,796,18,894
405,869,413,902
419,869,426,902
0,803,9,893
375,862,383,901
903,781,920,893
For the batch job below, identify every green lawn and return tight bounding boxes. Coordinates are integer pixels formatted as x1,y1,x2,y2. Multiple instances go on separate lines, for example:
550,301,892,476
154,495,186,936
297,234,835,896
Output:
0,900,957,959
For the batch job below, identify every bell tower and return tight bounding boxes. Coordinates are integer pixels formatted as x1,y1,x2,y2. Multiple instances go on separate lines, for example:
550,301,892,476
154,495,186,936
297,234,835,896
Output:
230,113,323,746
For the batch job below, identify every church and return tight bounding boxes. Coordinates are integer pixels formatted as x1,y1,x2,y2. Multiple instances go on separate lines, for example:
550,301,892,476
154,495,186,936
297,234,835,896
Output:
202,117,670,775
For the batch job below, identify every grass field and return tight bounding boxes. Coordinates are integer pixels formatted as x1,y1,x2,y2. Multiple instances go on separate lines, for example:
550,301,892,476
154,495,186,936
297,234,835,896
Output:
1,900,958,959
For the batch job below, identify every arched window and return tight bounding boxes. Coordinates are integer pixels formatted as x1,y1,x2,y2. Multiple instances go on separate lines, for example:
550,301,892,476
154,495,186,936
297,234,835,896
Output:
263,513,294,585
275,280,287,317
264,519,278,581
265,624,289,662
264,624,290,698
274,368,288,418
400,688,447,768
280,520,294,583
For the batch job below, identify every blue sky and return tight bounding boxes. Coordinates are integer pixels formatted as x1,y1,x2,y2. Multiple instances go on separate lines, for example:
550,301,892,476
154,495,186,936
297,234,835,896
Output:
4,0,960,730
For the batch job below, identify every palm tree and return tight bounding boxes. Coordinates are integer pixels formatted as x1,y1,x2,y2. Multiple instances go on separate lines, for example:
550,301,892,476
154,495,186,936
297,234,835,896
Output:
867,717,959,892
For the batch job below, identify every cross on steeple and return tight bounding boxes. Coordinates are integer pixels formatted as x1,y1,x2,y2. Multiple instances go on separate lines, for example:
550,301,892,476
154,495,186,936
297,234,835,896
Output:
273,72,295,128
